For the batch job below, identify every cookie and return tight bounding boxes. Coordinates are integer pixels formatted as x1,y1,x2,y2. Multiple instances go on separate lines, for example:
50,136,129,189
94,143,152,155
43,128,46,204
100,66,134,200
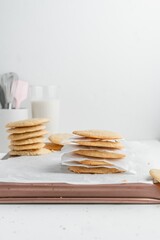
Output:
44,142,63,151
7,124,45,134
74,140,124,149
8,130,48,141
74,150,125,159
49,133,73,145
9,143,45,151
68,166,124,174
149,169,160,182
6,118,49,128
11,137,45,146
76,159,113,166
73,130,122,140
10,148,51,156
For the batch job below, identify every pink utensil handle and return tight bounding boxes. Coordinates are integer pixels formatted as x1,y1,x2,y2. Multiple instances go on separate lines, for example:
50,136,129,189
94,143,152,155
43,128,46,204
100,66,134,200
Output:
14,81,28,109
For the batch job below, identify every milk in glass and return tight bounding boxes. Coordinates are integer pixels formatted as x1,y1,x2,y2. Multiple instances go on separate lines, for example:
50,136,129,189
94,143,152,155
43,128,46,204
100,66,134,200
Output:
31,85,60,134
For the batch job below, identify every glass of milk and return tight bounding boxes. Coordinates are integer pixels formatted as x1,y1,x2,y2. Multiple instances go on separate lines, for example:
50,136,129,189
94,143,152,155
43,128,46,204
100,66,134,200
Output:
31,85,60,135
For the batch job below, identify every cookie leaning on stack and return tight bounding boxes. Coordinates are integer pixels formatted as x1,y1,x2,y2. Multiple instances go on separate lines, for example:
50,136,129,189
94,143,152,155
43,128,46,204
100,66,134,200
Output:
6,118,51,156
69,129,125,174
47,133,73,151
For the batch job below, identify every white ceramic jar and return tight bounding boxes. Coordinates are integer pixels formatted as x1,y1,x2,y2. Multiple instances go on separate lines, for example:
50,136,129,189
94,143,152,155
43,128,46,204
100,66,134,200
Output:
0,109,28,152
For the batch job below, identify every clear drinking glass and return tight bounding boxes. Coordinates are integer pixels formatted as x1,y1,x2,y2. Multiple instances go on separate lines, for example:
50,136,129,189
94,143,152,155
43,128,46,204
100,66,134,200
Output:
30,85,60,134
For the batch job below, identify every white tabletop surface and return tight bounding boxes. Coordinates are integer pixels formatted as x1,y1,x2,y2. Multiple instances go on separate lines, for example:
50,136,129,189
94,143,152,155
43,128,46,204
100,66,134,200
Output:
0,153,160,240
0,204,160,240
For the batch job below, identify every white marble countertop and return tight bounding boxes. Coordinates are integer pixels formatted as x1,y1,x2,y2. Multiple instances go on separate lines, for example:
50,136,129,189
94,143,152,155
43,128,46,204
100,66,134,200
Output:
0,204,160,240
0,148,160,240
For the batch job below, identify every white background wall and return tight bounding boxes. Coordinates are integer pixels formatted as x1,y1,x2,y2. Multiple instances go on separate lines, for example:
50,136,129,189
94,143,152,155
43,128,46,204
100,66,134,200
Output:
0,0,160,139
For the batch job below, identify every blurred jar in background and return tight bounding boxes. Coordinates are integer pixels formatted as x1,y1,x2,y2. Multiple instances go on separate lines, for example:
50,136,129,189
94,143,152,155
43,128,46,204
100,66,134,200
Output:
0,109,28,152
30,85,60,135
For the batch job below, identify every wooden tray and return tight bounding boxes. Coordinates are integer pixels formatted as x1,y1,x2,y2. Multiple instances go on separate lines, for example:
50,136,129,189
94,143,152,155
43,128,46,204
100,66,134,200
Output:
0,182,160,203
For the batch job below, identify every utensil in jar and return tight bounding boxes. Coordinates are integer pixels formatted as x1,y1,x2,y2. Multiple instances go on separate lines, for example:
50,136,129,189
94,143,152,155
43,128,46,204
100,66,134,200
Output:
12,80,29,109
1,72,18,109
0,84,6,108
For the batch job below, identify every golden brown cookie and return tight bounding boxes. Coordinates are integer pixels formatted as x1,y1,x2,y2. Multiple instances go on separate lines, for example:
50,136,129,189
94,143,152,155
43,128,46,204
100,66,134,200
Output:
73,130,122,140
74,140,124,149
6,118,49,128
11,137,45,146
68,166,124,174
8,130,48,141
44,142,63,151
149,169,160,182
75,159,113,166
74,149,125,159
9,143,45,151
7,124,45,134
10,148,51,156
49,133,73,145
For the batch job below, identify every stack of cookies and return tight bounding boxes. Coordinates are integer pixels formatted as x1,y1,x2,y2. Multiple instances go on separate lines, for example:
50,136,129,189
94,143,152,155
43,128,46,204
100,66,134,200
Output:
67,130,126,174
6,118,51,156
